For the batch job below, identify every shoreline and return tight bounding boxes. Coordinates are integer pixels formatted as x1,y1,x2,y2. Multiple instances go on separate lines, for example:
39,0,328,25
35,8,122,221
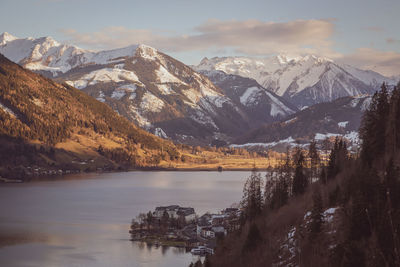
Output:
0,167,259,184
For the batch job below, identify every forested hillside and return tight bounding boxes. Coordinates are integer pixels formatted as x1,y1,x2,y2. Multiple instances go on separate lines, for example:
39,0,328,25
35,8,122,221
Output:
0,53,179,179
206,83,400,267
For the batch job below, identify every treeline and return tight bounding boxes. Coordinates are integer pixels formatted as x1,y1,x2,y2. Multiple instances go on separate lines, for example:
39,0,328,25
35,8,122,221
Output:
207,83,400,267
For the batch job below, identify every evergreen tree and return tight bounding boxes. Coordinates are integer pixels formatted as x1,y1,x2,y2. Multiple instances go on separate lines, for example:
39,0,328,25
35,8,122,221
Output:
360,83,389,167
327,137,348,180
319,167,327,184
243,223,263,252
309,189,323,237
292,149,308,195
265,169,289,210
241,168,264,220
308,139,320,184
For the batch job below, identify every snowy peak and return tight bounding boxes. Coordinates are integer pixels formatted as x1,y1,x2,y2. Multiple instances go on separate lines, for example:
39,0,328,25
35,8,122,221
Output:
0,32,17,45
135,44,158,60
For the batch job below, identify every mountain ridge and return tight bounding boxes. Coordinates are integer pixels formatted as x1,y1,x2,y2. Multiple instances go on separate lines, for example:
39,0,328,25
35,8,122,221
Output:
0,33,295,145
194,55,397,108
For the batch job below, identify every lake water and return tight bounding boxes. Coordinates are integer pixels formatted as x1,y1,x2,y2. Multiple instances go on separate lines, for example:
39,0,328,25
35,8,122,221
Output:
0,171,250,267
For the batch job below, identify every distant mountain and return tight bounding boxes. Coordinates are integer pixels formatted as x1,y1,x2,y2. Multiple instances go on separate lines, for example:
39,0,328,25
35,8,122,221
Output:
198,70,297,128
0,53,179,179
232,95,372,149
195,55,396,108
0,32,294,145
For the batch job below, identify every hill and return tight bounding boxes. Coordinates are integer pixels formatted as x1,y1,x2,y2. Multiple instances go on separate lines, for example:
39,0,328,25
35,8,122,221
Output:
231,95,372,150
0,53,179,179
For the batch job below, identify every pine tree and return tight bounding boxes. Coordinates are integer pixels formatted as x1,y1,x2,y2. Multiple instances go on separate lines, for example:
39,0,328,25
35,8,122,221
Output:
308,139,320,184
360,83,389,167
241,168,264,220
243,222,263,252
265,169,289,210
327,137,348,180
309,189,323,237
319,167,327,184
292,149,308,195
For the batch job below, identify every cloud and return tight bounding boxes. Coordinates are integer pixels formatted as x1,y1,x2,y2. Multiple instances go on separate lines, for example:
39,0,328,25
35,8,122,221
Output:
60,19,337,57
59,19,400,76
59,27,158,49
338,48,400,77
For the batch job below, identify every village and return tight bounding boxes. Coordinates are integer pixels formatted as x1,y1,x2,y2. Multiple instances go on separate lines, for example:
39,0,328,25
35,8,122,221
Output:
129,205,241,255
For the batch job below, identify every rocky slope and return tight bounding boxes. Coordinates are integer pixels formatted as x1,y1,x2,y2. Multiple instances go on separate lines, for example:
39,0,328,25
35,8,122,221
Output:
195,55,396,108
198,70,297,128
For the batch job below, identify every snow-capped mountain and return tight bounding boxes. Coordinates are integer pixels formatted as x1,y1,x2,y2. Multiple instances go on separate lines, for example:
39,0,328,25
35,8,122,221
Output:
199,70,297,127
195,55,396,108
0,32,139,75
0,32,293,145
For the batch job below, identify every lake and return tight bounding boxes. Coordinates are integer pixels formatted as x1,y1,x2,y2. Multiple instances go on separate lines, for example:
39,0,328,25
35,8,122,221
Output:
0,171,251,267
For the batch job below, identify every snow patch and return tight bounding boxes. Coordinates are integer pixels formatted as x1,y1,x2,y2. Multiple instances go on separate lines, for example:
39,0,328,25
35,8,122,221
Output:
323,207,338,223
129,105,151,129
111,90,126,100
265,91,294,116
112,84,138,100
240,86,261,106
96,91,105,102
315,131,359,144
154,128,168,139
191,110,218,129
156,84,175,95
283,117,297,124
361,97,372,111
231,136,296,148
338,121,349,128
67,67,143,89
155,65,185,84
0,101,17,117
140,92,164,113
136,44,158,61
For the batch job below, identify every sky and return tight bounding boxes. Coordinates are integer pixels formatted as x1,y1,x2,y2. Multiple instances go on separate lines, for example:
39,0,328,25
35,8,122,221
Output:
1,0,400,76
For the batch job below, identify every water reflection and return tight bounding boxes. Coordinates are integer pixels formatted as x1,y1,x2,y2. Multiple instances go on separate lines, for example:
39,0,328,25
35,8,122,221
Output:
0,171,249,266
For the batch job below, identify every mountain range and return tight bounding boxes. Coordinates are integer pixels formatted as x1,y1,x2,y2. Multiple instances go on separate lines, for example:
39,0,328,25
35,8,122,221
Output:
195,55,396,108
0,32,296,145
0,32,397,147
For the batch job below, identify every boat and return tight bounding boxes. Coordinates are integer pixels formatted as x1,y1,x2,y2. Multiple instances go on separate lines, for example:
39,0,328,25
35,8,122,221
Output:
190,246,213,255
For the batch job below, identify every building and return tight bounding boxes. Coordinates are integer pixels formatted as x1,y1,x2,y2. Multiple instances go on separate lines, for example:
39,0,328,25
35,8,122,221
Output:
223,208,239,214
200,226,227,239
197,216,211,237
154,205,180,218
201,227,215,238
177,207,196,222
153,205,195,222
211,226,227,236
